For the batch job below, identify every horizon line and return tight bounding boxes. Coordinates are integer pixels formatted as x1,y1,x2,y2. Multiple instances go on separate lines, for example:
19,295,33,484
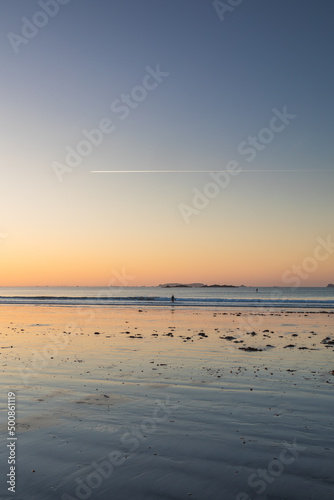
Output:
0,284,331,288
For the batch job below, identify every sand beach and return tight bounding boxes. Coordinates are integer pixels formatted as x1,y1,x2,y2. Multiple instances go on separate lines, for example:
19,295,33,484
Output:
0,305,333,499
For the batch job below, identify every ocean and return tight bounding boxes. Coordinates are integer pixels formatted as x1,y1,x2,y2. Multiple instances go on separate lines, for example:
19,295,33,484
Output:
0,286,333,309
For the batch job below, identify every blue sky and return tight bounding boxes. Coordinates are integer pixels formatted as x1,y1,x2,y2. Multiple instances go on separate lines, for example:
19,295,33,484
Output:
0,0,333,285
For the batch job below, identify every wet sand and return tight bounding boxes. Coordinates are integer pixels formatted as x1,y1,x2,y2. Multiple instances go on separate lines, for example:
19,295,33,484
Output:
0,306,333,499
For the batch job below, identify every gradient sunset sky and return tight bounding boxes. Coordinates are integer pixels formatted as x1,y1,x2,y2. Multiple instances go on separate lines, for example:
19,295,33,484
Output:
0,0,333,286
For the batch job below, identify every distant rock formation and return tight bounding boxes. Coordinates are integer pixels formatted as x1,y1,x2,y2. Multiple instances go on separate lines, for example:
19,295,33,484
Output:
327,284,334,287
202,284,237,288
159,283,204,288
159,283,239,288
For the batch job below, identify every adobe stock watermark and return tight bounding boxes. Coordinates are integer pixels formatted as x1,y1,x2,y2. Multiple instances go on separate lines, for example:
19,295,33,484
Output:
179,106,296,224
236,439,306,500
0,232,9,244
236,234,334,332
19,329,70,385
52,65,170,183
76,268,135,323
282,235,334,287
213,0,245,22
61,396,179,500
7,0,71,55
107,268,135,287
19,268,134,385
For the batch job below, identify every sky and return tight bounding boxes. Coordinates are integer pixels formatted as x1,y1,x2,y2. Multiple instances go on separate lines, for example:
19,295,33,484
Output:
0,0,333,286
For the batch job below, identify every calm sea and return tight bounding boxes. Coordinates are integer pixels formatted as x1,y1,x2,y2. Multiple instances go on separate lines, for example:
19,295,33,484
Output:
0,287,333,309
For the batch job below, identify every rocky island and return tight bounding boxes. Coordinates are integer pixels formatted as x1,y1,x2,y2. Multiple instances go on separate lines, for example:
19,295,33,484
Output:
159,283,240,288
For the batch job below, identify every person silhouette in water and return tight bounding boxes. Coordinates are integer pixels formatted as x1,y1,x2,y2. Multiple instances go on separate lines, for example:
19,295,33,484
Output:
171,295,175,303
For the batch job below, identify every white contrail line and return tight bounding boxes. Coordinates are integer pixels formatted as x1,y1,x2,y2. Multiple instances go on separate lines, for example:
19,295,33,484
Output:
90,169,332,173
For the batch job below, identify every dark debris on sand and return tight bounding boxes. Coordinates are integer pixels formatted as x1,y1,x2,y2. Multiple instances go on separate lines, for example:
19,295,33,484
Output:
239,347,263,352
321,337,334,346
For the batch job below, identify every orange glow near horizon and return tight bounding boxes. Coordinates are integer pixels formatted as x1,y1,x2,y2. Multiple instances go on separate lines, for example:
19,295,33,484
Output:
1,162,333,288
1,234,332,287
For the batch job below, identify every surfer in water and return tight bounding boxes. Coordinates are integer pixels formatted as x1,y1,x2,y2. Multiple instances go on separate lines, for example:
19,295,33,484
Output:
171,295,175,303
